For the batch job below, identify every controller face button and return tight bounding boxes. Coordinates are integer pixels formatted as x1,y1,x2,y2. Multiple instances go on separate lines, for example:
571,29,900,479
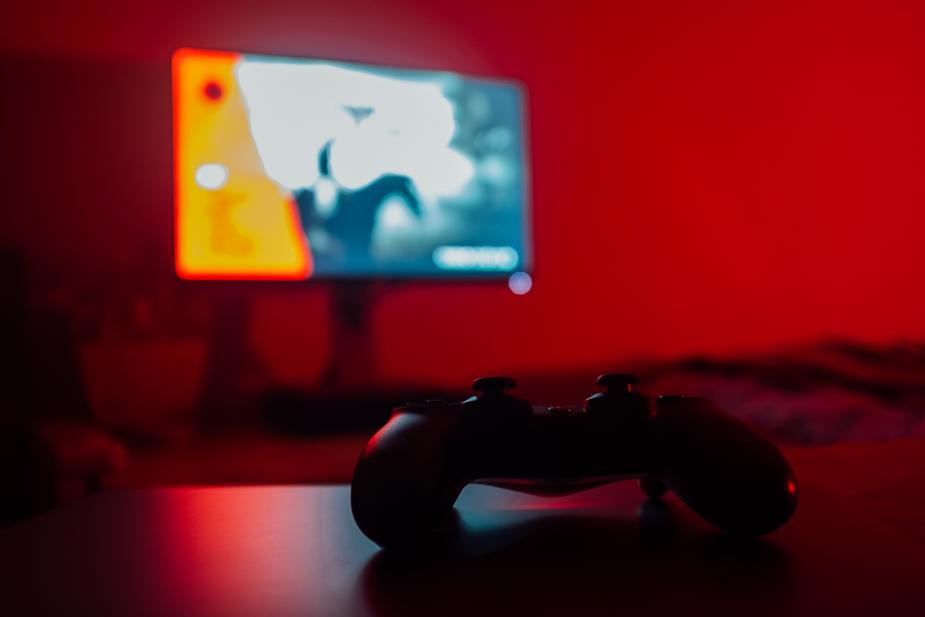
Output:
472,376,517,395
596,373,641,393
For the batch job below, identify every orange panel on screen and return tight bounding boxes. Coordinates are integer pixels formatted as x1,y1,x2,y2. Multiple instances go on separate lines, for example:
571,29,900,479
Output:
172,48,312,280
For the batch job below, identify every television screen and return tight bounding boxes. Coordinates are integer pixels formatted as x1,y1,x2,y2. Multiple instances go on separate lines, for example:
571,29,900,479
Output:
172,48,531,281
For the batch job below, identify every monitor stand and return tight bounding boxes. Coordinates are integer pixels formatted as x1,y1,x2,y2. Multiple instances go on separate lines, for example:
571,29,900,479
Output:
318,280,378,389
197,281,462,433
196,285,272,425
261,281,463,433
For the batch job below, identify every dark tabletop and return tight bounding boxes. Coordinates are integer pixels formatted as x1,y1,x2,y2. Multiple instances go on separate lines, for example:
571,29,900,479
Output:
3,439,925,617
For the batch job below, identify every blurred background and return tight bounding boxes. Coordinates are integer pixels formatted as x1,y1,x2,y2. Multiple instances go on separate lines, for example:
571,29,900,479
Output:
2,0,925,525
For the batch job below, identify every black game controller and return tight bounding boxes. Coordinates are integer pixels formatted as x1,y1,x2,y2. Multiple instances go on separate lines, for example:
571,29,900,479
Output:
351,374,798,549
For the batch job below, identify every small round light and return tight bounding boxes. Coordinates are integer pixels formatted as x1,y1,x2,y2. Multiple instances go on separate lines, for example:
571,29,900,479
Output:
203,81,223,101
508,272,532,295
195,163,229,190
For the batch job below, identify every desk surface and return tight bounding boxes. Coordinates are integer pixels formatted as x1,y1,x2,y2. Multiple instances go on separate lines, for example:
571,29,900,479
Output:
3,440,925,617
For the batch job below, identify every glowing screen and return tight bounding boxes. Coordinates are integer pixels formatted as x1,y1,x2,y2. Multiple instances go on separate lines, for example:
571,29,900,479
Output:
173,48,530,280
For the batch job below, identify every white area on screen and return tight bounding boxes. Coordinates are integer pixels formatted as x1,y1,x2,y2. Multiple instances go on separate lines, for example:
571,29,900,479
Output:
236,61,475,198
433,246,519,271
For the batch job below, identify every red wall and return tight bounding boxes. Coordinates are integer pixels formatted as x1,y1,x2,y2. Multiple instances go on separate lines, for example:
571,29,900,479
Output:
2,0,925,389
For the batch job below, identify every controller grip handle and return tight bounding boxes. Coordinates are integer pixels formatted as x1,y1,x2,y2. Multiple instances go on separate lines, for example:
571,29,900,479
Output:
351,412,464,549
656,398,798,536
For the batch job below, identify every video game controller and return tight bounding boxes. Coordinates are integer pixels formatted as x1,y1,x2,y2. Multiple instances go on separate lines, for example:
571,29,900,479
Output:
351,374,798,549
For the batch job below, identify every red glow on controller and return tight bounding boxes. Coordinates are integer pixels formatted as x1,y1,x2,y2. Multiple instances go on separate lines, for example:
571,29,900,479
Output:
787,480,797,495
365,426,387,452
203,80,223,101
